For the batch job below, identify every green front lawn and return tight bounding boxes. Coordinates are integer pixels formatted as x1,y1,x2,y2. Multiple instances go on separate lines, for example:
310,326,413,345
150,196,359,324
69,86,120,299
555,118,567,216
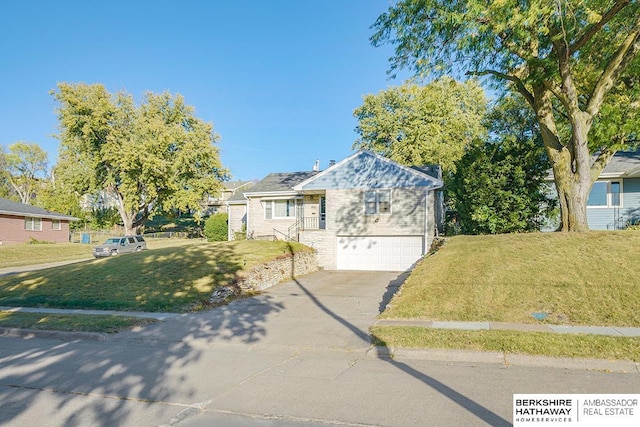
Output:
0,240,311,313
377,232,640,361
383,232,640,326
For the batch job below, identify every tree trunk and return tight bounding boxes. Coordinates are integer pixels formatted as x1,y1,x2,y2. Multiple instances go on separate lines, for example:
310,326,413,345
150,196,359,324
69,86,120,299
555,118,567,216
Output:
113,187,137,235
551,159,591,232
535,89,595,232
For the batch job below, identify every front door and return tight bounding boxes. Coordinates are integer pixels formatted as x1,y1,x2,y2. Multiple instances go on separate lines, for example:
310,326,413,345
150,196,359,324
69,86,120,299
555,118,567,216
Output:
319,196,326,229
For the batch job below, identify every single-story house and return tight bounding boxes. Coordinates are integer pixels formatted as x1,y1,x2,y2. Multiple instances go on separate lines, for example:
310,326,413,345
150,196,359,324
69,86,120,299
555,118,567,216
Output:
545,150,640,230
228,150,444,271
0,197,78,244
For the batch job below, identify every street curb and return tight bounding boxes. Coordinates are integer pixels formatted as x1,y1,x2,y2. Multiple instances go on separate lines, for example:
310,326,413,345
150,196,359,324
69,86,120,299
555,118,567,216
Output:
0,327,108,342
368,346,640,373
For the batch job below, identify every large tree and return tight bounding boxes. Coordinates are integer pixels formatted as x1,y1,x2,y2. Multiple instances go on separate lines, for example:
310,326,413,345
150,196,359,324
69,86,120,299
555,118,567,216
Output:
371,0,640,231
353,77,486,172
52,83,227,235
1,142,49,204
450,96,555,234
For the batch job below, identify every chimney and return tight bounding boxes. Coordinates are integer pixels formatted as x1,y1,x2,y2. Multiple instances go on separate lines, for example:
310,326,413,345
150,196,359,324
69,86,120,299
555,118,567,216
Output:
312,159,320,171
329,160,336,167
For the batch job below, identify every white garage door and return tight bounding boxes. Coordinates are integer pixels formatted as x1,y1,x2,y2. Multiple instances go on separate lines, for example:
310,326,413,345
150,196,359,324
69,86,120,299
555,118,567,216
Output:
336,236,424,271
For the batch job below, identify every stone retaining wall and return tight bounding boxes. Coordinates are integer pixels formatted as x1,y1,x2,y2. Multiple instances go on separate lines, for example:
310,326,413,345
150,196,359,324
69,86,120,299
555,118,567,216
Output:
236,250,318,292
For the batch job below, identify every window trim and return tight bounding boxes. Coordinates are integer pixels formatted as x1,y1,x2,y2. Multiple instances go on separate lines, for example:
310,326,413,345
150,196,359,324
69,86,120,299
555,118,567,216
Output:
51,219,62,231
25,217,42,231
364,189,392,215
264,199,298,219
587,180,623,209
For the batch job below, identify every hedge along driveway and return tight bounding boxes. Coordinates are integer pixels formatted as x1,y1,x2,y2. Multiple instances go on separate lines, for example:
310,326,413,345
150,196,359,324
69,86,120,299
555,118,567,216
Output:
0,240,314,313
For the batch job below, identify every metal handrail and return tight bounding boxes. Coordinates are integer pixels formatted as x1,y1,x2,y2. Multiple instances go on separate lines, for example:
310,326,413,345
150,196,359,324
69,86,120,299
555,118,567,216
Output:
272,228,291,241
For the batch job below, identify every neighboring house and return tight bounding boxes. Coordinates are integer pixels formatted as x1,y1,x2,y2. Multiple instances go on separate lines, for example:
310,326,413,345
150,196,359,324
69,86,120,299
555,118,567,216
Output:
586,151,640,229
228,150,444,271
203,180,254,215
0,197,78,244
544,150,640,230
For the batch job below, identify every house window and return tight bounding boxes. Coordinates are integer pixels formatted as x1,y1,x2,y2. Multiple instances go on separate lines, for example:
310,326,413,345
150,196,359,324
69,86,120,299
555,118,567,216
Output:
587,180,622,208
52,220,62,230
265,200,297,219
25,217,42,231
364,190,391,215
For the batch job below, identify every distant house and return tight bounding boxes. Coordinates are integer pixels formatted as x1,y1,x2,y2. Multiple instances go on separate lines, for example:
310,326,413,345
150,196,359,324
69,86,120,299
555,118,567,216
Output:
0,197,78,244
545,150,640,230
203,180,255,216
228,150,444,271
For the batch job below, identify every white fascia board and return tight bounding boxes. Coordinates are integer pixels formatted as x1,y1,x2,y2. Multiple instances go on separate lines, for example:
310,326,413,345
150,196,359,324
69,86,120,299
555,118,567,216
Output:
244,191,302,199
0,210,79,221
598,173,625,179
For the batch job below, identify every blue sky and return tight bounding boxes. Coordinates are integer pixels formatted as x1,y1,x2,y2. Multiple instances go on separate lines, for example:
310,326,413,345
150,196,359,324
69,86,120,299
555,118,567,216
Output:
0,0,412,181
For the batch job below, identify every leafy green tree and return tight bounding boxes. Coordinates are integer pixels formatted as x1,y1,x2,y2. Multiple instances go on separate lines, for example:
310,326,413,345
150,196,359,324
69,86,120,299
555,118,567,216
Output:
52,83,227,235
1,142,49,204
450,96,555,234
371,0,640,231
0,147,12,199
353,78,487,172
204,213,228,241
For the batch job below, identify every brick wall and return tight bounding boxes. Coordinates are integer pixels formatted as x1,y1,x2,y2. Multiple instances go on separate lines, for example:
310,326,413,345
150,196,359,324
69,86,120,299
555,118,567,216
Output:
0,214,72,244
227,204,246,240
246,197,298,239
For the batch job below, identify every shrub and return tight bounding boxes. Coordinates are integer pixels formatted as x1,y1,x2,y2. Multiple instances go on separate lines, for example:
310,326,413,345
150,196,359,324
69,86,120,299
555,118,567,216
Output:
204,213,228,242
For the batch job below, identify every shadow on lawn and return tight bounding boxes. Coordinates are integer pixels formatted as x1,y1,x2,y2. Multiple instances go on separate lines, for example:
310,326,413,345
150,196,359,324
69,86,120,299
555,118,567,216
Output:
0,242,249,312
0,242,287,426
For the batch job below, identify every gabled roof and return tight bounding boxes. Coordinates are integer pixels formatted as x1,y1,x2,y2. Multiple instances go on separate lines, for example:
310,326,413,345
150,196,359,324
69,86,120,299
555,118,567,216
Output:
293,150,444,191
0,197,79,221
245,171,319,196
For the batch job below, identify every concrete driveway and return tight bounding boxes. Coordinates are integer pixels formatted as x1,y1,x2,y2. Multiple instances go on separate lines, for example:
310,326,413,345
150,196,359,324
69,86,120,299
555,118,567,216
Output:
113,269,407,351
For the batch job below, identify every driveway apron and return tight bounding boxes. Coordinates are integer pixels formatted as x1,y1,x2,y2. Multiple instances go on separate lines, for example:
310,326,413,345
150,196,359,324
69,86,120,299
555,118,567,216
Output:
113,270,406,351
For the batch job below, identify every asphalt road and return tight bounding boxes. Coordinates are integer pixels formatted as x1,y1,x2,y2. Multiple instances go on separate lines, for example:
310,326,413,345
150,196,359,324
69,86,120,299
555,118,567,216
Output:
0,270,638,426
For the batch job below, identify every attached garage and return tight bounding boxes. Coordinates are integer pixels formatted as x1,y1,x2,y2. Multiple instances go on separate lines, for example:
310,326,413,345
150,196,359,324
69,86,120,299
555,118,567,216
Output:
336,236,424,271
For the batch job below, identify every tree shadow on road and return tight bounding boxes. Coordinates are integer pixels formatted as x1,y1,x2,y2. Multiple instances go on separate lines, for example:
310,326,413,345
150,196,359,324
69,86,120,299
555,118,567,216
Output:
0,246,286,426
290,274,511,427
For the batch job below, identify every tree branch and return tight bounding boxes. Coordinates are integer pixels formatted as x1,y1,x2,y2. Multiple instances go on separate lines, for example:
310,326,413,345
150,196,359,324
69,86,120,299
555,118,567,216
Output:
590,147,616,182
587,17,640,117
570,0,631,53
469,69,535,107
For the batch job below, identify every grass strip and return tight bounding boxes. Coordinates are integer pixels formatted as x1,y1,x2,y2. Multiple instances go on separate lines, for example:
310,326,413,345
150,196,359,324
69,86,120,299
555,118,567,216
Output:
0,311,156,333
370,326,640,361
